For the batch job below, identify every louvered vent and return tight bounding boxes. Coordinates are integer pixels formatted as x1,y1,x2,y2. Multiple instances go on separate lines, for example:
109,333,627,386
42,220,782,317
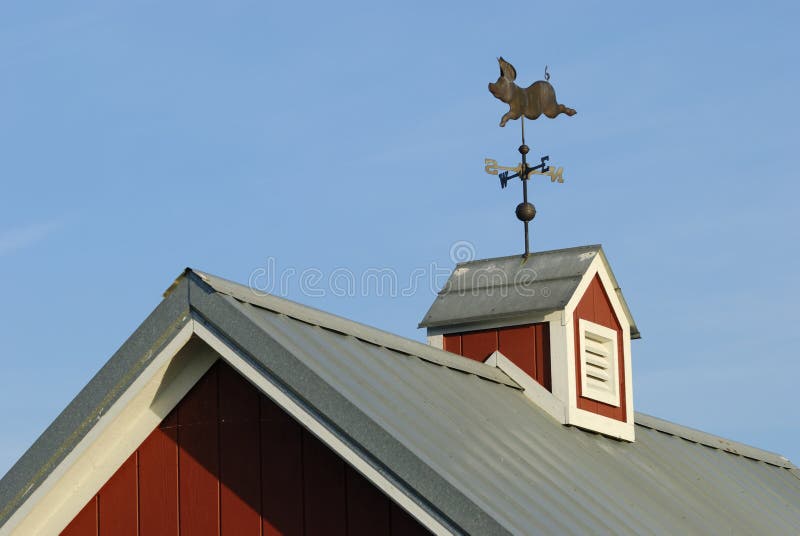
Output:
579,319,620,406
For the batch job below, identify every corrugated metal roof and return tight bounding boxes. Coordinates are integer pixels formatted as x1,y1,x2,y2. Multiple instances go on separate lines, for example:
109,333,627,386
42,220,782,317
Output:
2,268,798,534
200,270,800,535
419,245,641,339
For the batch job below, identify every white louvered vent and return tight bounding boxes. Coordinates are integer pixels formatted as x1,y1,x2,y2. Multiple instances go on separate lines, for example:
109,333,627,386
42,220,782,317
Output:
579,319,620,407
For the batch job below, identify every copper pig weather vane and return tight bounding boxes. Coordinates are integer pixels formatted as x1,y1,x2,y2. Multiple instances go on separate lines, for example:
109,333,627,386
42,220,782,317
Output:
485,57,576,258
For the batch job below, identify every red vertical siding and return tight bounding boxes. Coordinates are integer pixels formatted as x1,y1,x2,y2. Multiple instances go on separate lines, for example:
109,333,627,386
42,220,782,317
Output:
346,465,391,536
573,275,627,422
303,431,348,536
534,323,552,392
261,395,304,536
61,497,97,536
219,365,261,536
444,322,551,390
138,419,179,536
498,324,535,377
460,329,498,362
61,360,430,535
178,365,219,536
390,503,432,536
98,454,137,536
442,334,461,354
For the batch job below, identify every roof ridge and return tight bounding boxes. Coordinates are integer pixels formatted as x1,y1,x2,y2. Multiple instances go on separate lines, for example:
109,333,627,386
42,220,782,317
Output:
455,244,602,267
634,412,794,468
188,269,520,389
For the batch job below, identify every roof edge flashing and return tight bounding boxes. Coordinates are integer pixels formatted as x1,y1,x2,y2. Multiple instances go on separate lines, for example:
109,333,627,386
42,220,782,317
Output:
634,412,794,468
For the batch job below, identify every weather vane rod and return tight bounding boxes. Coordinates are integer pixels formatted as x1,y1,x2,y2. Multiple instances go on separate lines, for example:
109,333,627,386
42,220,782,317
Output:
484,58,576,258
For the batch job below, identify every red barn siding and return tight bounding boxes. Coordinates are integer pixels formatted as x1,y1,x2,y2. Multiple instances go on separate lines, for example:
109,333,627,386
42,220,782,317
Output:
61,497,96,536
443,323,551,391
60,361,429,536
219,364,261,536
98,454,137,536
573,274,627,422
138,416,178,536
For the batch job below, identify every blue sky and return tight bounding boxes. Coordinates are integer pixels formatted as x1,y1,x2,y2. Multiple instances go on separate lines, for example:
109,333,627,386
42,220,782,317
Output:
1,0,798,476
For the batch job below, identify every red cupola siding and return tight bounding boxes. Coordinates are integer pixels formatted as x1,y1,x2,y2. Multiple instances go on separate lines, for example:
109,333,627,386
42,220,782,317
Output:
421,245,638,440
442,323,551,391
572,274,626,422
61,361,428,536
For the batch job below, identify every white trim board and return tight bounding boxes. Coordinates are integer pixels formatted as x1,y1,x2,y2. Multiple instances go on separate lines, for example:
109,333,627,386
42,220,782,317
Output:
560,257,635,441
483,351,565,423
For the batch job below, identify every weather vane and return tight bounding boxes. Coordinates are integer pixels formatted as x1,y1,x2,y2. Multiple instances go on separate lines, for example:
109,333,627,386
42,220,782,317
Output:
485,57,576,258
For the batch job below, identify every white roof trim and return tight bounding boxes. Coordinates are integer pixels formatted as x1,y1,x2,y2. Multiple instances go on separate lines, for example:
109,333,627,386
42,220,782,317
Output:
634,413,794,468
483,351,566,424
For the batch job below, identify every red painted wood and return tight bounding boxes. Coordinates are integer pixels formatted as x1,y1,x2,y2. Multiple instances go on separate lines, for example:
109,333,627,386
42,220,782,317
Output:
98,453,137,536
261,394,304,536
498,325,535,377
302,429,347,536
534,323,552,391
161,407,178,428
346,465,391,536
178,364,219,536
574,275,626,422
390,503,431,536
138,426,179,536
460,329,498,362
442,334,461,355
219,365,260,535
61,496,97,536
62,360,429,535
178,363,218,426
445,323,551,390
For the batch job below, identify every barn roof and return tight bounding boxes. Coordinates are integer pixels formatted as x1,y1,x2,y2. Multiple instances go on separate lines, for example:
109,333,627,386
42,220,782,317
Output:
419,245,641,338
1,268,799,534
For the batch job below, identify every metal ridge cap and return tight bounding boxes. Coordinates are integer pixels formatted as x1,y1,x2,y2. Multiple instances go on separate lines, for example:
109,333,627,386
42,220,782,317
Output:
634,412,794,468
188,269,520,389
452,244,602,268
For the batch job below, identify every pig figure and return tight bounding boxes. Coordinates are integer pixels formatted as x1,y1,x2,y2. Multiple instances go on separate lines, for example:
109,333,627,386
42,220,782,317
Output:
489,57,576,127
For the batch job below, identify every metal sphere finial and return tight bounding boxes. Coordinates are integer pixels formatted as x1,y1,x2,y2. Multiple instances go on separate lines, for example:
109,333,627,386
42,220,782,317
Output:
515,202,536,222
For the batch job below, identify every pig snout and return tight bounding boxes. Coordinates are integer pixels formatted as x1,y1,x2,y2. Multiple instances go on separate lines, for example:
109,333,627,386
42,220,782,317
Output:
488,82,504,100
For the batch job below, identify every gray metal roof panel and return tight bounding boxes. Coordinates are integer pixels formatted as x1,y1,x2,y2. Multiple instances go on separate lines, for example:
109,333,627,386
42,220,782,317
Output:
192,269,519,388
195,273,799,534
635,412,793,468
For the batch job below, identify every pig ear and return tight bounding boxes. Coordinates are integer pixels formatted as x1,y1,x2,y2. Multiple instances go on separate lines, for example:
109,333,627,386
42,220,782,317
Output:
498,57,517,81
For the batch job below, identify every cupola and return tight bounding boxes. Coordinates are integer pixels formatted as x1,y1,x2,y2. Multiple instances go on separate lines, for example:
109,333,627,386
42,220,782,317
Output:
420,245,640,441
